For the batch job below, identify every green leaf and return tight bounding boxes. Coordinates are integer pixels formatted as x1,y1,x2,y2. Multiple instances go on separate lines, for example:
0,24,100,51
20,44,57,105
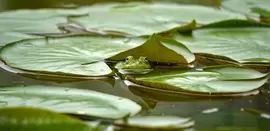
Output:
0,9,88,19
203,66,267,80
0,107,91,131
114,116,194,129
0,8,87,34
69,2,245,36
127,66,267,93
108,34,195,64
0,36,145,76
178,27,270,63
0,32,42,47
222,0,270,17
0,85,142,119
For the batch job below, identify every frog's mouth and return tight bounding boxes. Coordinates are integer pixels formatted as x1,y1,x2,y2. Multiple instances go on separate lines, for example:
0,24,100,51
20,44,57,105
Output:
117,68,153,75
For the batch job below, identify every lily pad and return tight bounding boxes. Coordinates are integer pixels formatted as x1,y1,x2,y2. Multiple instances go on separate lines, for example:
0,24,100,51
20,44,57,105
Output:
108,34,195,64
177,27,270,63
222,0,270,17
0,9,88,19
0,107,91,131
69,2,245,36
0,32,42,47
127,66,267,94
114,116,194,130
0,17,67,34
0,8,88,34
0,85,142,119
0,36,145,76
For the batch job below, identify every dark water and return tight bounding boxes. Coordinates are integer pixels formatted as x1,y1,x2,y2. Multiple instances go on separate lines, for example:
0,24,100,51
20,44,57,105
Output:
0,0,270,130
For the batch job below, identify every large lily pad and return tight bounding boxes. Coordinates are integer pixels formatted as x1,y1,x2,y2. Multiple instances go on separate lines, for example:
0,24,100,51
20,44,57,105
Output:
222,0,270,17
108,34,195,64
0,36,145,76
0,85,141,119
127,66,267,94
176,27,270,63
0,107,91,131
69,2,245,36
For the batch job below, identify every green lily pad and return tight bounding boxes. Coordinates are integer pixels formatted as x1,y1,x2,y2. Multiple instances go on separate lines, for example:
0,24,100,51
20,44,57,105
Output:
0,85,141,119
0,8,88,34
0,17,67,34
0,32,42,47
108,34,195,64
0,107,91,131
127,66,267,94
114,116,194,130
0,9,88,19
177,27,270,63
0,36,145,76
222,0,270,17
69,2,245,36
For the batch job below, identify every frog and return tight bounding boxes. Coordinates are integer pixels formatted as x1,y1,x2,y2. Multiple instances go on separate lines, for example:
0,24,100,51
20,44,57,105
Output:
114,56,153,74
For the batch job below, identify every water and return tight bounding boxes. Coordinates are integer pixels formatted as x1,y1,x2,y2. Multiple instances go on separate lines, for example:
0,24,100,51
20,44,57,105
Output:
0,0,270,130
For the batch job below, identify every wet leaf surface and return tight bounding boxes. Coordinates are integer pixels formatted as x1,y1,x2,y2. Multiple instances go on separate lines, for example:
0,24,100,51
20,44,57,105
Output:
0,85,142,119
69,2,245,36
127,66,267,94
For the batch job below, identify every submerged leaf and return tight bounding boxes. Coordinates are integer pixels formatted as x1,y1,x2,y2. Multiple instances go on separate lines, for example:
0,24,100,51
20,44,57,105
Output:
0,85,141,119
0,36,144,76
114,116,194,130
108,34,195,64
0,107,91,131
127,66,267,94
69,2,245,36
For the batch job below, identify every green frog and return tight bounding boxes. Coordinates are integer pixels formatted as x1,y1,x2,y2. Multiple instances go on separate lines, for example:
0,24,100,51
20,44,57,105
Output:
115,56,153,74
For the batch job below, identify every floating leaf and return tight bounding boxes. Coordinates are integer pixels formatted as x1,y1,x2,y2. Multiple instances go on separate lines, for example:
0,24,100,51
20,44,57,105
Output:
0,32,42,47
127,66,267,94
0,8,88,19
0,85,141,119
114,116,194,130
0,17,67,34
0,8,89,34
222,0,270,17
177,27,270,64
0,107,91,131
69,2,245,36
0,36,145,76
108,34,195,64
125,79,261,98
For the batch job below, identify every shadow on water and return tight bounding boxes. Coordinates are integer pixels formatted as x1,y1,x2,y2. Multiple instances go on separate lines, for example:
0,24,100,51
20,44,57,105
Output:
0,0,270,130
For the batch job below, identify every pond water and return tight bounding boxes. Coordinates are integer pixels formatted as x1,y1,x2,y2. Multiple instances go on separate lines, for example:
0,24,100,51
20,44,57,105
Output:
0,0,270,130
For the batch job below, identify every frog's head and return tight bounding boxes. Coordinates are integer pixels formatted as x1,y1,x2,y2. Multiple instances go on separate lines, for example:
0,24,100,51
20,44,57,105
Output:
115,56,153,74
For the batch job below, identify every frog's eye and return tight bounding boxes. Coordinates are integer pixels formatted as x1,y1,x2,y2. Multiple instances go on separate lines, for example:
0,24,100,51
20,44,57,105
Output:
125,56,133,61
144,57,148,62
140,57,148,62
